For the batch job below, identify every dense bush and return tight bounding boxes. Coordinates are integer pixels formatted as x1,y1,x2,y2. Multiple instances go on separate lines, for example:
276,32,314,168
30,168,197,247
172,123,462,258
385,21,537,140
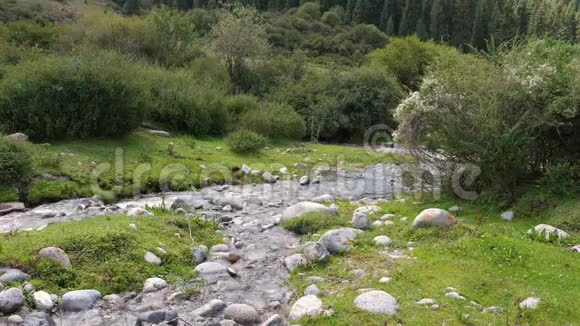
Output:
281,212,347,235
0,52,146,141
0,138,32,185
0,21,59,48
239,102,306,140
225,129,267,153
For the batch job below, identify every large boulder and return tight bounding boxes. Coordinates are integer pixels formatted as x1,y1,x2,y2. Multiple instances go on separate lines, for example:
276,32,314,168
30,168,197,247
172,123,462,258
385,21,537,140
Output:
0,268,29,283
302,242,330,262
61,289,102,312
223,304,259,325
412,208,456,228
528,224,570,240
351,212,370,230
319,228,359,254
0,288,24,314
289,295,323,321
38,247,71,267
281,202,338,221
354,290,398,315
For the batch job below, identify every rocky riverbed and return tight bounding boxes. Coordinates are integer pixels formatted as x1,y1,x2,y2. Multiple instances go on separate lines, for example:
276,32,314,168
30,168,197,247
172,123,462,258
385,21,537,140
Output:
0,163,418,325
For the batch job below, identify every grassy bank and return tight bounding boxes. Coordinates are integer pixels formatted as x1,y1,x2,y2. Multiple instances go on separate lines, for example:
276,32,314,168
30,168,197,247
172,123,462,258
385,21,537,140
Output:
286,192,580,325
1,131,404,205
0,209,221,295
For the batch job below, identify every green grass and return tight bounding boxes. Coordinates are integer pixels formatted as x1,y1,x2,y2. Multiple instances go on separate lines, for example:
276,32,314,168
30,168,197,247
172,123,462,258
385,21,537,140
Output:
288,193,580,325
11,130,405,205
0,209,222,295
281,212,348,235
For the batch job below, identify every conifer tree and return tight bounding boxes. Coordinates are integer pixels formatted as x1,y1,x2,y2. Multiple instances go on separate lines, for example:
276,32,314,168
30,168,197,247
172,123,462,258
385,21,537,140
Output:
399,0,423,35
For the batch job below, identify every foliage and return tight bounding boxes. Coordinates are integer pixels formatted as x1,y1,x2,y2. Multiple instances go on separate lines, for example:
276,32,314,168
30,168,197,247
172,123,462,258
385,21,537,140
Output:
0,138,32,185
540,162,580,195
239,101,306,140
0,52,146,141
281,212,347,235
225,129,267,153
0,21,59,48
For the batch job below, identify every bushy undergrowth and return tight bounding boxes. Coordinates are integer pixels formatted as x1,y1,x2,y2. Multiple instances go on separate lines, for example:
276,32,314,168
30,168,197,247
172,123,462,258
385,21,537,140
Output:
0,138,32,185
225,129,266,153
239,101,306,140
0,52,146,141
281,212,347,235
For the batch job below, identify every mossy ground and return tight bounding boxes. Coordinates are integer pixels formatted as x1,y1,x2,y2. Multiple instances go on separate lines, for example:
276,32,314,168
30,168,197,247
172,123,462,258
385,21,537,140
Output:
0,208,222,295
8,131,404,205
288,192,580,325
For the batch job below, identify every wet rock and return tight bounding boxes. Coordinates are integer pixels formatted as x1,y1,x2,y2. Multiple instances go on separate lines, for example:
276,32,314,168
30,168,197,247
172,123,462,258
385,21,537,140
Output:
143,278,168,293
5,133,28,142
194,262,229,278
127,207,153,217
0,202,25,216
22,312,55,326
281,202,338,221
223,303,259,325
33,291,53,310
136,309,178,326
304,284,320,296
354,290,398,316
354,206,381,215
61,289,102,312
416,298,436,305
193,299,226,317
373,236,392,246
0,268,30,283
528,224,570,240
210,244,230,253
311,194,335,203
445,292,466,300
351,212,370,230
501,210,514,221
261,314,282,326
191,247,206,264
412,209,456,228
38,247,71,267
216,195,243,210
262,172,276,184
144,251,162,265
319,228,359,254
302,242,330,263
289,295,323,321
0,288,24,314
520,297,541,309
284,254,307,272
299,176,309,186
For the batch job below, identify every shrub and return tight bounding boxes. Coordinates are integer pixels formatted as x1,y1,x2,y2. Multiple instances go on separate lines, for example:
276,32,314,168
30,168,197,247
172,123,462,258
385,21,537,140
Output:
281,212,346,235
224,95,260,131
225,129,266,153
0,52,146,141
0,138,32,185
239,102,306,140
540,162,579,195
0,21,59,48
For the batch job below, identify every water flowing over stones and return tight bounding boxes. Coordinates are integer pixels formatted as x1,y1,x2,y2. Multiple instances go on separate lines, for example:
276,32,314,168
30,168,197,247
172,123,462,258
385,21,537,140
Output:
0,163,412,324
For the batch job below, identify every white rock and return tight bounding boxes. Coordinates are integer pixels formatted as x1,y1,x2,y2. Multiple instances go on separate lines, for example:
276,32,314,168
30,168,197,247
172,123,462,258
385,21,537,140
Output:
129,223,137,230
373,236,392,246
144,251,161,265
0,288,24,314
143,277,168,293
241,165,251,175
280,167,288,174
501,210,514,221
284,254,307,272
7,314,24,324
210,244,230,253
354,290,398,315
289,295,323,321
412,208,456,228
416,298,436,305
372,220,384,226
379,214,395,220
379,277,391,283
299,175,309,186
351,212,370,230
448,205,462,212
445,292,466,300
194,262,229,278
262,172,276,183
354,206,381,215
319,228,359,254
5,133,28,142
528,224,570,240
33,291,53,310
519,297,541,309
223,304,258,325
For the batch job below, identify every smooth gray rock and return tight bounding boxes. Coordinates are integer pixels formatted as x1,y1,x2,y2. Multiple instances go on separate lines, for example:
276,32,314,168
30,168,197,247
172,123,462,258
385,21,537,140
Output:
38,247,71,267
448,205,462,212
22,312,55,326
262,172,276,184
170,198,192,211
416,298,436,305
144,251,161,265
210,244,230,253
501,210,514,221
241,164,251,175
289,295,323,321
191,247,206,264
193,299,226,317
373,236,392,246
61,289,102,312
215,195,243,210
136,309,178,325
194,262,229,277
0,268,29,283
354,290,398,315
351,212,370,230
284,254,307,272
302,242,330,262
223,304,259,325
304,284,321,296
354,206,381,215
299,175,309,186
412,208,456,228
445,291,466,300
311,194,335,203
5,133,28,142
143,277,168,293
0,288,24,314
7,314,24,325
319,228,359,254
281,202,338,221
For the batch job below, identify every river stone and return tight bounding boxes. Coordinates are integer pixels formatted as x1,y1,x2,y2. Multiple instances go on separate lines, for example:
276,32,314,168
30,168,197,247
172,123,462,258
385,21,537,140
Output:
191,247,206,264
0,202,25,216
281,202,338,221
38,247,71,267
5,133,28,142
501,210,514,221
262,314,282,326
354,290,398,315
137,309,178,325
22,312,55,326
143,277,168,293
7,314,24,324
33,291,53,310
0,288,24,314
262,172,276,184
520,297,541,309
351,212,370,230
304,284,320,296
299,176,309,185
284,254,307,272
572,245,580,253
61,289,102,312
354,206,381,215
280,167,288,174
416,298,436,305
216,195,243,210
193,299,226,317
289,295,323,320
448,205,462,212
373,236,393,246
412,208,456,228
311,175,321,184
311,194,335,203
210,244,230,253
528,224,570,240
223,304,259,325
302,242,330,262
194,262,228,277
127,207,153,217
144,251,161,265
319,228,359,254
0,268,29,283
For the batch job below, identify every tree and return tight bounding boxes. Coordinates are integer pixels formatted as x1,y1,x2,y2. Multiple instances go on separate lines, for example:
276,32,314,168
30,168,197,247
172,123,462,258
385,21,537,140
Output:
352,0,372,23
210,6,270,89
430,0,450,41
470,0,492,49
399,0,423,35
